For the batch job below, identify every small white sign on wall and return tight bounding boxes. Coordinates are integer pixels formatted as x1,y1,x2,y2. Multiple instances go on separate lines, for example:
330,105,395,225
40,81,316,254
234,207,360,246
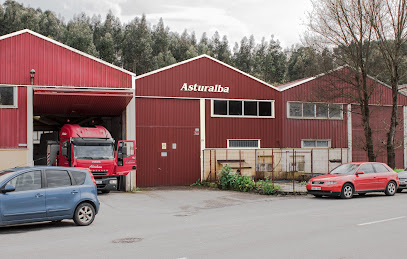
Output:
161,152,167,157
172,143,177,149
162,143,166,149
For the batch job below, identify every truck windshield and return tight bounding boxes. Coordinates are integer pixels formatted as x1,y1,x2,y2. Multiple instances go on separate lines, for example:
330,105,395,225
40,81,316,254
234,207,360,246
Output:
73,145,114,160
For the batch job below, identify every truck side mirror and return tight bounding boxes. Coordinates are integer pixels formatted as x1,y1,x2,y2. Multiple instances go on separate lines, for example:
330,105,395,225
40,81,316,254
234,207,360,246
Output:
61,142,68,157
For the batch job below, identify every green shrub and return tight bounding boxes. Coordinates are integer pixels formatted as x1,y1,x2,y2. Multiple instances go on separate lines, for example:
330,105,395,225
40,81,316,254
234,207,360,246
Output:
231,174,255,192
219,165,255,192
255,179,280,195
219,165,234,190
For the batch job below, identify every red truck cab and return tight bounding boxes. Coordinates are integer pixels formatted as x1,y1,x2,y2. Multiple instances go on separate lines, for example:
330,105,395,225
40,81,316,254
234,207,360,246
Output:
57,124,136,193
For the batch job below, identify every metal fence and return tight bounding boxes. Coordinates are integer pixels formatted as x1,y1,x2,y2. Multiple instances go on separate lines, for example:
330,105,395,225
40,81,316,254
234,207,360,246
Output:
202,148,349,192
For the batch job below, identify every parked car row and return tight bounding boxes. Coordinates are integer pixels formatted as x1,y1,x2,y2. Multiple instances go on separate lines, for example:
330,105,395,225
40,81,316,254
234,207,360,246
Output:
0,162,405,228
306,162,401,199
0,166,99,227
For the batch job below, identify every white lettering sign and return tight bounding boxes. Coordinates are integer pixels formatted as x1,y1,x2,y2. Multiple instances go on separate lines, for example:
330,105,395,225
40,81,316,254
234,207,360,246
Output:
180,83,229,93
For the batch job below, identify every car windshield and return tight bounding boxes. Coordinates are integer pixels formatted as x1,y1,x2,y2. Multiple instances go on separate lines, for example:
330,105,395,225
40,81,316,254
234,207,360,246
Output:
73,145,114,160
329,164,360,175
0,170,15,182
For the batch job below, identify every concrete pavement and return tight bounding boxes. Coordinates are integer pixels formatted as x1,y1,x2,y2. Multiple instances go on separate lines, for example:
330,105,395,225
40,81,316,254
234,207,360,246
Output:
1,188,406,258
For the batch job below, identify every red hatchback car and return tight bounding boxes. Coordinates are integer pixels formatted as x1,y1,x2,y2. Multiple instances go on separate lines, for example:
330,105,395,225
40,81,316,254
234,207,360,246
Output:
306,162,399,199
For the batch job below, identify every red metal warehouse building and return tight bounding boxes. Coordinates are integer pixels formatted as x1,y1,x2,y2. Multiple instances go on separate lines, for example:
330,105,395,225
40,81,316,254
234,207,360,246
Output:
0,29,137,189
135,55,282,187
2,29,407,188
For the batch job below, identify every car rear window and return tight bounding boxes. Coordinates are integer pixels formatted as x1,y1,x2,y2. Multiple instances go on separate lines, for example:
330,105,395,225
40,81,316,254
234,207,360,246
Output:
46,170,72,188
71,171,87,185
373,164,390,173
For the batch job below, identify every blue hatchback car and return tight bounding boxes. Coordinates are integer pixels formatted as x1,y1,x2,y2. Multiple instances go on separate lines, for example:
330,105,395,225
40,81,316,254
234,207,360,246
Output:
0,166,100,226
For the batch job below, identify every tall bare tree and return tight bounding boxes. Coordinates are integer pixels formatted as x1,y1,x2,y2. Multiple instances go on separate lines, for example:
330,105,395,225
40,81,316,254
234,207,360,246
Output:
306,0,377,161
368,0,407,168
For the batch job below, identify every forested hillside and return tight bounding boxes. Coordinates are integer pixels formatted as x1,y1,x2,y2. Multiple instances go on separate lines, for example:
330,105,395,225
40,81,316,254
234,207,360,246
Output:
0,0,405,85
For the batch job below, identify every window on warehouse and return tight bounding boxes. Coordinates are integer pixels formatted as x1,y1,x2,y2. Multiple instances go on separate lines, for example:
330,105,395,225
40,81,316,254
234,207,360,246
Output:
212,99,274,118
0,86,17,108
288,102,342,120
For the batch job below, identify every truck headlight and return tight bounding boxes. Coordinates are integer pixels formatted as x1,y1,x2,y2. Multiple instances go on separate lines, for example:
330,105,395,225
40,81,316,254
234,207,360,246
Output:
110,179,117,185
326,181,337,185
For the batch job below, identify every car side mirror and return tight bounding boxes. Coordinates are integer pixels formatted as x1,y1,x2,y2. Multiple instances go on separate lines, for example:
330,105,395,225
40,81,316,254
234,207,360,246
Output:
2,184,15,193
356,171,365,175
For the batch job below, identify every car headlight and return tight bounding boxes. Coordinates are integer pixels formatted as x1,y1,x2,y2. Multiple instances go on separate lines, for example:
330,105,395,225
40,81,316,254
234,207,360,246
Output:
326,181,337,185
110,179,117,184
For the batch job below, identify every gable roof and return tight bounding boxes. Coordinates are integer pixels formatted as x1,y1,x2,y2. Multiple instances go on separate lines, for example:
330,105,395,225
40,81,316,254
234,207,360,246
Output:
135,54,280,91
278,66,407,97
0,29,136,77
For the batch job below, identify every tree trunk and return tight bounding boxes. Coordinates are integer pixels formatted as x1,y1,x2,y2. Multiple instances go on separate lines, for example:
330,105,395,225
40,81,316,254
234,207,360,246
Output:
361,102,376,162
387,76,399,168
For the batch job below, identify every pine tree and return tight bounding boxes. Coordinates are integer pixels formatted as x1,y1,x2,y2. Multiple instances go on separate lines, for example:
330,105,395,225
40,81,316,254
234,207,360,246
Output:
64,13,99,57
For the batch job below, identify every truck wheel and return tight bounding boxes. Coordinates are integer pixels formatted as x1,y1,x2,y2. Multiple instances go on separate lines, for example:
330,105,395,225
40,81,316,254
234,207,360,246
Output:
101,190,110,194
73,203,95,226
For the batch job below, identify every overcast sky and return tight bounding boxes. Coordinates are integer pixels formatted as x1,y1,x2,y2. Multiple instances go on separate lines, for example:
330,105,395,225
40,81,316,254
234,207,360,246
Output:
3,0,313,48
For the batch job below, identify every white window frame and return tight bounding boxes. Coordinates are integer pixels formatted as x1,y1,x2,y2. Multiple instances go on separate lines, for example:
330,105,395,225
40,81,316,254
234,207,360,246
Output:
287,101,343,120
227,139,260,149
211,99,275,118
301,139,331,148
0,85,18,108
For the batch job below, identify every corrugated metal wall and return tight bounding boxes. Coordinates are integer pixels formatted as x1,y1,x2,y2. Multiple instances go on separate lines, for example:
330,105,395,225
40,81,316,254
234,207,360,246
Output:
136,57,281,100
0,87,27,148
136,98,201,187
205,100,282,148
352,105,404,168
0,32,132,88
280,90,348,148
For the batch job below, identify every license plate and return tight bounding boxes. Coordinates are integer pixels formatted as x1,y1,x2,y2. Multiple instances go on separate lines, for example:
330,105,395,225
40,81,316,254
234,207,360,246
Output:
96,180,102,184
311,186,321,190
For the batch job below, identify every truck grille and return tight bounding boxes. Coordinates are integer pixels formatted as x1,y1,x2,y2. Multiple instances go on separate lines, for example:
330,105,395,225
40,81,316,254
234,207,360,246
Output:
92,172,108,176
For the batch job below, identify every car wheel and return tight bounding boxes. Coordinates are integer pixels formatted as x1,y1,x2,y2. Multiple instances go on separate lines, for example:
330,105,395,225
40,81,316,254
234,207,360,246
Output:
397,189,403,193
101,190,110,194
385,181,397,196
340,183,354,199
73,203,95,226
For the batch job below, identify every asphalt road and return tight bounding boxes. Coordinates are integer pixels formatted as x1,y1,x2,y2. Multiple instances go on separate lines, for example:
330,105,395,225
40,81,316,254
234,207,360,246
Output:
1,188,407,259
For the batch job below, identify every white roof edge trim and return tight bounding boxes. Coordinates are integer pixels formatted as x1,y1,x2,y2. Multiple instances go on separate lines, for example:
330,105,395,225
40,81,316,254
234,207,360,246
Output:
279,66,348,92
136,54,280,91
278,77,316,91
0,29,136,77
279,64,407,98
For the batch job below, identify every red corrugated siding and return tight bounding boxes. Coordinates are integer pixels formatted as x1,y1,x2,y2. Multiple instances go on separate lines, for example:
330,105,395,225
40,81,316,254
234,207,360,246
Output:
351,105,404,168
0,87,27,148
280,68,407,105
33,90,132,116
136,57,280,100
205,100,282,148
281,91,348,148
136,98,200,187
0,32,132,88
136,56,282,150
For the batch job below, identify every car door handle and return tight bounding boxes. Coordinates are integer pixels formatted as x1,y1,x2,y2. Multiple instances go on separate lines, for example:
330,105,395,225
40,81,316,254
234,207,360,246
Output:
35,193,44,198
71,190,79,194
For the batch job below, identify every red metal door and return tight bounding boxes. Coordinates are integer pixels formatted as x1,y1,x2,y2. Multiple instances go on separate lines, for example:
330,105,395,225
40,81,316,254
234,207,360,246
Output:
136,98,201,187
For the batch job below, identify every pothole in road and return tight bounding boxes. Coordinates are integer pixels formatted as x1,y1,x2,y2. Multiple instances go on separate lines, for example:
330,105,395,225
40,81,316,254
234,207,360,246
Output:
112,237,143,244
